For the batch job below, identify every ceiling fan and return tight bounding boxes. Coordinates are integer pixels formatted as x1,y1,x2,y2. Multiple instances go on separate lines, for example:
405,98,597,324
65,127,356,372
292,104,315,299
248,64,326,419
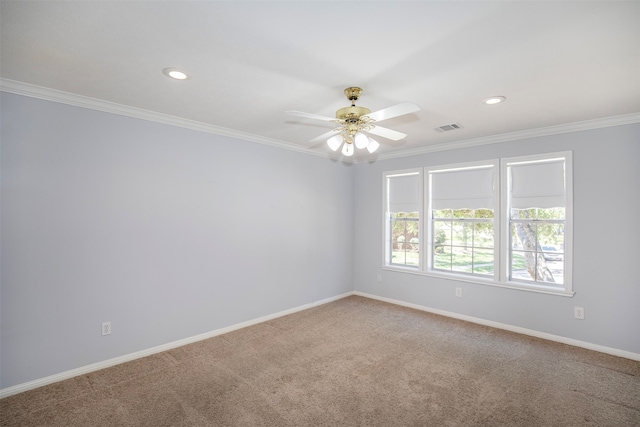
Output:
285,87,420,156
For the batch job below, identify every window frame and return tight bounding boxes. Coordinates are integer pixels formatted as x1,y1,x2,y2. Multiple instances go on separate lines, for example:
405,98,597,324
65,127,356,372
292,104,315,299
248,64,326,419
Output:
500,152,573,295
426,160,499,282
383,169,423,271
382,152,574,297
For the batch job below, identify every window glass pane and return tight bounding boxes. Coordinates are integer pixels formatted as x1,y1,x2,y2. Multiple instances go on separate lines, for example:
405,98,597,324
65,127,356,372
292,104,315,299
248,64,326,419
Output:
392,250,406,265
474,209,493,219
451,247,473,273
391,217,419,268
395,252,418,267
391,220,404,248
511,222,538,251
535,252,563,284
541,255,564,285
410,240,419,253
540,245,563,258
511,224,522,250
406,256,419,267
453,209,473,219
433,221,450,248
510,221,565,287
433,209,452,219
511,208,536,219
537,207,565,220
451,222,473,246
474,223,494,248
538,223,564,248
510,251,531,281
473,249,494,275
432,209,494,277
512,207,566,221
434,247,452,270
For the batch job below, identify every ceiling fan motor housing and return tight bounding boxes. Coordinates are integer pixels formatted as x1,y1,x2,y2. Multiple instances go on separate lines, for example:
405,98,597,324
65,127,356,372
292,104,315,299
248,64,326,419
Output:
336,105,371,121
337,87,371,120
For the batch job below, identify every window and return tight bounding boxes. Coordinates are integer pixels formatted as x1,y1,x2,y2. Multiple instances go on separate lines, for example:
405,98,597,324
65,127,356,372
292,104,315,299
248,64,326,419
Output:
384,170,421,269
383,152,573,296
429,164,497,278
503,154,572,290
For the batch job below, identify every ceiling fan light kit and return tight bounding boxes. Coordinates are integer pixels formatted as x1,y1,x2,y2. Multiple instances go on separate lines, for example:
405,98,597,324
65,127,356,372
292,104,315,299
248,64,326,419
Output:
366,138,380,153
327,135,344,151
286,87,420,157
341,141,354,157
354,132,370,149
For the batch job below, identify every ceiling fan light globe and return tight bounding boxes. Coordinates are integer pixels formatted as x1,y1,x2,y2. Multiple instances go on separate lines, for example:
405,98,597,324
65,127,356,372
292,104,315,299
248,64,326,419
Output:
342,142,354,157
366,138,380,153
354,132,370,149
327,135,344,151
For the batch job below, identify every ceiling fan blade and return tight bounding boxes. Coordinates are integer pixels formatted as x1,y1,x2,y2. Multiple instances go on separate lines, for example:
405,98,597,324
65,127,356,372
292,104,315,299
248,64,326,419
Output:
285,110,336,122
368,126,407,141
308,129,341,144
365,102,421,122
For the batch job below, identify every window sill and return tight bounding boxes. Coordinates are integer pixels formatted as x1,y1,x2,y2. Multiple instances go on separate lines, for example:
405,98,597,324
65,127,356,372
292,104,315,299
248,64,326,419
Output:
381,266,575,297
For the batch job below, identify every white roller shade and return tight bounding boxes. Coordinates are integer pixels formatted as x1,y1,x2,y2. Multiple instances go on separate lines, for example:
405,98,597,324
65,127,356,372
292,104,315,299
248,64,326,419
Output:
510,160,565,209
388,174,420,213
431,167,494,210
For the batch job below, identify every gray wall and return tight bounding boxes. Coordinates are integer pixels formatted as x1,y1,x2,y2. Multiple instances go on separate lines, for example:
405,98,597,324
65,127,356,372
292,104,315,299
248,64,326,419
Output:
2,92,638,391
1,93,354,388
353,124,640,355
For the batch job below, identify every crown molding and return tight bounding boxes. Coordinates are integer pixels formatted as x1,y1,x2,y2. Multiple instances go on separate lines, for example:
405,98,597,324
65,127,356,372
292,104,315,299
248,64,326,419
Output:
370,112,640,162
0,78,329,160
3,78,638,165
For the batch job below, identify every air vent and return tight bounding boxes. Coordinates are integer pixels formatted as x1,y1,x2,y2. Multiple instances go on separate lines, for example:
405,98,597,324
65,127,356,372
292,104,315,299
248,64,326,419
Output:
436,123,462,132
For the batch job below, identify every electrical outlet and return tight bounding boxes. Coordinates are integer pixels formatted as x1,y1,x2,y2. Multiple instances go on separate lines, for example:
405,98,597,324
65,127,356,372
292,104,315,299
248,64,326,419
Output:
574,307,585,320
102,321,112,335
455,287,462,298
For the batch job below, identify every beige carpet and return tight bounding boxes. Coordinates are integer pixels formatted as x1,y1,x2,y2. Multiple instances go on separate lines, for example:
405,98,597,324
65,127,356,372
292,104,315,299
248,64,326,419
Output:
2,296,639,426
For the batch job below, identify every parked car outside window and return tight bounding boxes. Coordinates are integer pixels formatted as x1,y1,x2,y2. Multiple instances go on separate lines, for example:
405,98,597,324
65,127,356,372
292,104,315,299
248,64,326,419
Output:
542,245,563,261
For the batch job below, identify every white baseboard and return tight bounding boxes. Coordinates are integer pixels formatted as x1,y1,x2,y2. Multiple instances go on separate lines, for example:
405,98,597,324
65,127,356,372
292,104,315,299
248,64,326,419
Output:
0,292,353,399
4,290,638,399
354,291,640,362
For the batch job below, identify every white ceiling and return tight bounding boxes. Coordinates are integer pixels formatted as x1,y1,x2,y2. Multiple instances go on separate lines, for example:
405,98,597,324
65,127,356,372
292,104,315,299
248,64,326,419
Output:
2,1,639,161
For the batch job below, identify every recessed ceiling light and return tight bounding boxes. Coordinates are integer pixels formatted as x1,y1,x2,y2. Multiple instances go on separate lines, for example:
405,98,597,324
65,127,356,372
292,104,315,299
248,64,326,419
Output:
163,68,189,80
484,96,506,105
